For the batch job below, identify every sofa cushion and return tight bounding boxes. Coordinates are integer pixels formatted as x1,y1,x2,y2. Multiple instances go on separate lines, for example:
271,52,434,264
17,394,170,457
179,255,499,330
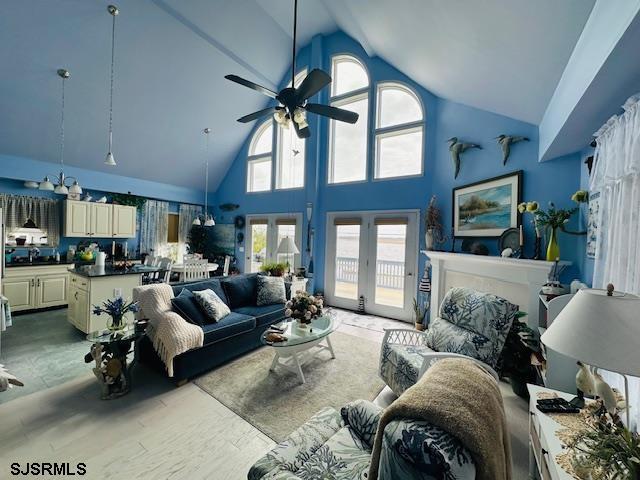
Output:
256,275,287,306
172,279,228,306
193,289,231,323
221,274,257,309
234,304,285,328
171,288,207,326
438,286,517,353
201,312,256,345
426,316,502,367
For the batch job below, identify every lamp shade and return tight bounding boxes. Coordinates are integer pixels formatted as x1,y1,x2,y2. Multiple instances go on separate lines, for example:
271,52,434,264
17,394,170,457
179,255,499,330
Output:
276,236,299,255
541,288,640,376
39,177,54,191
69,181,82,195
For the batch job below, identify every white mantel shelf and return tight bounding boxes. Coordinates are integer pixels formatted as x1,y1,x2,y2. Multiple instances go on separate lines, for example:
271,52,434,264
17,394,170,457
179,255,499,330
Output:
422,251,571,272
422,250,571,326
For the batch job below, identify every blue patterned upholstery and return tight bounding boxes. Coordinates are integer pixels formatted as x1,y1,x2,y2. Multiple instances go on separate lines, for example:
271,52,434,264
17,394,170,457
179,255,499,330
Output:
379,288,515,396
248,401,475,480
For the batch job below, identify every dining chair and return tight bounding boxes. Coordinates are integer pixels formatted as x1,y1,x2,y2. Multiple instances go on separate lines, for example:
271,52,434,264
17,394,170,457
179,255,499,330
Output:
154,257,174,283
183,258,209,282
222,255,231,276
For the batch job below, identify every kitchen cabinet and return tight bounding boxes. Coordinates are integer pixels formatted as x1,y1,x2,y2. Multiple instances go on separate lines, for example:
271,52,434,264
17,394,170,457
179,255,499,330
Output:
112,205,137,238
1,265,69,312
67,269,142,333
63,201,136,238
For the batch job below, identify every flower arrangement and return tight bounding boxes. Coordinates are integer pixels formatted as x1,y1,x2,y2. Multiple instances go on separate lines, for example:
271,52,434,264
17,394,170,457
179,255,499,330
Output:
93,297,139,331
285,291,323,326
565,401,640,479
518,190,588,260
424,195,446,250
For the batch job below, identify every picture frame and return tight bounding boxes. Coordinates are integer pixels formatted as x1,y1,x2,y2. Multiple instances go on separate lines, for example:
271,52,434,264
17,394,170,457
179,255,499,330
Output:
452,171,522,237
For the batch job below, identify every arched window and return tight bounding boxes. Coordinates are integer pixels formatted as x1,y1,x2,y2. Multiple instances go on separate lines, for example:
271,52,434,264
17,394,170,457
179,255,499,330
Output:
276,69,307,190
247,120,273,192
374,83,424,179
328,55,369,184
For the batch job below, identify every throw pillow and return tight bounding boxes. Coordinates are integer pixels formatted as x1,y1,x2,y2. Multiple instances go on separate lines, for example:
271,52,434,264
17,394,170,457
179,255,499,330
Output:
221,274,257,309
171,289,207,326
256,275,287,306
193,289,231,323
425,317,500,367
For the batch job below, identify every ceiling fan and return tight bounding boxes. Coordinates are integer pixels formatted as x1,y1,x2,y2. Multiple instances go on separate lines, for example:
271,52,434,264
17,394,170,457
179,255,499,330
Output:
225,0,359,139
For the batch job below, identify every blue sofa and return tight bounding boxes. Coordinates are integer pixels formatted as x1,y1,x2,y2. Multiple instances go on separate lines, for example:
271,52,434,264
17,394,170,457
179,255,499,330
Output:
138,273,290,383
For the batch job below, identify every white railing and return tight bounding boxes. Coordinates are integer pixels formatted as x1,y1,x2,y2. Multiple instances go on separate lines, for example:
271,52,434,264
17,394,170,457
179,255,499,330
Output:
335,256,404,289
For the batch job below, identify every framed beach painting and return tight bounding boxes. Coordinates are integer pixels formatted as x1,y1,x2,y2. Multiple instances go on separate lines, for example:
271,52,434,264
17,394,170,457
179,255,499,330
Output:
453,171,522,237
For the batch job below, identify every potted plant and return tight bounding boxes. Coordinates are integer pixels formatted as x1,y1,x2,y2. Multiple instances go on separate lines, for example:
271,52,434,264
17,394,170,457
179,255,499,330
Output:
92,297,140,332
498,311,539,398
260,262,287,277
424,195,445,250
285,291,323,328
413,298,428,331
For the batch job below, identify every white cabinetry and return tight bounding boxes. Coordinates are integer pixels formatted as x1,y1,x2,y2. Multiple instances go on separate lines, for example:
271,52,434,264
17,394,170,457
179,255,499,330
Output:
63,201,136,238
112,205,137,238
1,265,69,312
67,271,142,333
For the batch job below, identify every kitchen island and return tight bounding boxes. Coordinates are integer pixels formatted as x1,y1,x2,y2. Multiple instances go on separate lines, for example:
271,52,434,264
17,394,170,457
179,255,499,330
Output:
68,264,162,333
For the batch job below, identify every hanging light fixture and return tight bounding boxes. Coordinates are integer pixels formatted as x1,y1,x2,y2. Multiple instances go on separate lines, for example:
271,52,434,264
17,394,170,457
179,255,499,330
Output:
193,128,216,226
36,69,82,195
104,5,119,166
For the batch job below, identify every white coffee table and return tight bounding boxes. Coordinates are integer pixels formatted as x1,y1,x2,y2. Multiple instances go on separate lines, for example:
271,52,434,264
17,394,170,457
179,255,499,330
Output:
263,314,339,384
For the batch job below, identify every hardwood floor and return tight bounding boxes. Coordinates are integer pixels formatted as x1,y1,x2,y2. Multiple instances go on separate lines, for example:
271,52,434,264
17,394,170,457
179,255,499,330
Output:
0,311,406,480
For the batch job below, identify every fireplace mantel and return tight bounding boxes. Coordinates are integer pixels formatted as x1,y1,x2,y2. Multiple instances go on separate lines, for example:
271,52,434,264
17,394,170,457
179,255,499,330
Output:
422,251,571,325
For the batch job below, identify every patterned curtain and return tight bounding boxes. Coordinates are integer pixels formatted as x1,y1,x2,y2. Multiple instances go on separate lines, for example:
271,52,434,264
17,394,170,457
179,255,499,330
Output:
140,200,169,255
178,204,202,260
0,194,61,246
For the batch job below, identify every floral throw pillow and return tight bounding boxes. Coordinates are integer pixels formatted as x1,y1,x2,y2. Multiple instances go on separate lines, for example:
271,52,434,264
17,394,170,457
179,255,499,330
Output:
256,276,287,306
193,289,230,323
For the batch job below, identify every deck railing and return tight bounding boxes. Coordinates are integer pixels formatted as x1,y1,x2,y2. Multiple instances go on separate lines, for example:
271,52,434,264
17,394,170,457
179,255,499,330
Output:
335,256,405,289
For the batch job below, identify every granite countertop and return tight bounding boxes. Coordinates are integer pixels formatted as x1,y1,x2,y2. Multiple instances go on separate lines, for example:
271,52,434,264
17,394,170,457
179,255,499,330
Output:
6,260,75,268
70,264,163,278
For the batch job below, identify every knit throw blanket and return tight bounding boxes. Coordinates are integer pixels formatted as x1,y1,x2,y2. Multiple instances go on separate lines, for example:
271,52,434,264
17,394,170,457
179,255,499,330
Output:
133,284,203,377
369,358,512,480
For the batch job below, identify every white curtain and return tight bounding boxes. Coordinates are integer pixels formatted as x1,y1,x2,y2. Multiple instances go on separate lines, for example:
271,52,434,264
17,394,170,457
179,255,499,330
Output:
590,93,640,430
140,200,169,256
178,204,202,260
0,195,61,246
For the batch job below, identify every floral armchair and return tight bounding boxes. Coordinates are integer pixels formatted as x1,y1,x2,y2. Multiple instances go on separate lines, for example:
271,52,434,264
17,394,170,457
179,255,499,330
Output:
380,287,518,396
248,399,475,480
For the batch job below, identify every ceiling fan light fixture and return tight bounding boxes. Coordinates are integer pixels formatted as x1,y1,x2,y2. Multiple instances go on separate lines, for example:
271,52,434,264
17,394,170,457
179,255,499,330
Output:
293,108,308,129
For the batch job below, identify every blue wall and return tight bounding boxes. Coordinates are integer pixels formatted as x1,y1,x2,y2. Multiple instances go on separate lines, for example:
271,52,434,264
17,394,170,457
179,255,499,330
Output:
214,31,585,293
0,173,193,260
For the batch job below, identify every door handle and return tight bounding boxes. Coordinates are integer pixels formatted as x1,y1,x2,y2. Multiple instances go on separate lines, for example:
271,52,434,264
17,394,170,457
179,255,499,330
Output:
37,278,40,287
407,272,413,276
31,279,35,287
75,291,78,300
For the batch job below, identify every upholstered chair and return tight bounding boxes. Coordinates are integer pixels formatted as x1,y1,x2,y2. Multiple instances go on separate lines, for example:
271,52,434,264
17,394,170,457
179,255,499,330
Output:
379,287,517,396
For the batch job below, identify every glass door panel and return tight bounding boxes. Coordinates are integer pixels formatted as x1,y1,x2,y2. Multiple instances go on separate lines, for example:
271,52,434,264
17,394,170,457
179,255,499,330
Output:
276,224,297,266
374,224,407,308
334,224,360,300
249,223,267,273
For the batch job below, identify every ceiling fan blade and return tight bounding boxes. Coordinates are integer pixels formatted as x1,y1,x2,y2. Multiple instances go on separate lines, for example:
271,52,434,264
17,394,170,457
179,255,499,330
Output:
305,103,359,124
292,120,311,139
295,69,332,102
237,106,278,123
225,74,278,99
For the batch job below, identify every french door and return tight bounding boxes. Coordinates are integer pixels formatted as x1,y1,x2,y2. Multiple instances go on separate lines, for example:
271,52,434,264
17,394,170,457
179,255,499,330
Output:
325,210,419,321
245,214,303,273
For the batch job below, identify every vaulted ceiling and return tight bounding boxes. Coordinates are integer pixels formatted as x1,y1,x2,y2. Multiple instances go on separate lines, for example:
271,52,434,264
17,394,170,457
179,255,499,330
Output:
0,0,595,190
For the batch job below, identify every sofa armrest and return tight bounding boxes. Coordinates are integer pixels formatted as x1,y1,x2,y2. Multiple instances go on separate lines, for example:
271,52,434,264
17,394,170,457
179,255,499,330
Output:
340,400,383,450
382,329,427,347
248,407,343,480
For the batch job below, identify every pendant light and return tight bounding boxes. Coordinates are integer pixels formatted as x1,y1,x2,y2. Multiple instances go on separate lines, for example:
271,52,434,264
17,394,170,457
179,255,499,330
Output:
104,5,119,166
37,68,82,195
193,128,216,227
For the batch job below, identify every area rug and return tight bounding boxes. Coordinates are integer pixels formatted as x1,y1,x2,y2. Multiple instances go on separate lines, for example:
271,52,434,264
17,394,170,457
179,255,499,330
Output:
194,331,385,441
330,307,408,333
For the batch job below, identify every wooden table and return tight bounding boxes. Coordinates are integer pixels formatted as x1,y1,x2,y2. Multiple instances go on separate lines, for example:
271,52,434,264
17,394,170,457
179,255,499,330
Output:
171,263,218,282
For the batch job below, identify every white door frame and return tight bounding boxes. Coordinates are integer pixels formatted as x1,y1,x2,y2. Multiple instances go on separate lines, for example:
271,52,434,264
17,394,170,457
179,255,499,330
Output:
245,213,303,273
324,209,419,322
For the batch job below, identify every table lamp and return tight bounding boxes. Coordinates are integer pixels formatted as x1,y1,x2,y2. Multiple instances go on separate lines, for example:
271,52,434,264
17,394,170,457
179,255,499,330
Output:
541,285,640,427
276,236,300,279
